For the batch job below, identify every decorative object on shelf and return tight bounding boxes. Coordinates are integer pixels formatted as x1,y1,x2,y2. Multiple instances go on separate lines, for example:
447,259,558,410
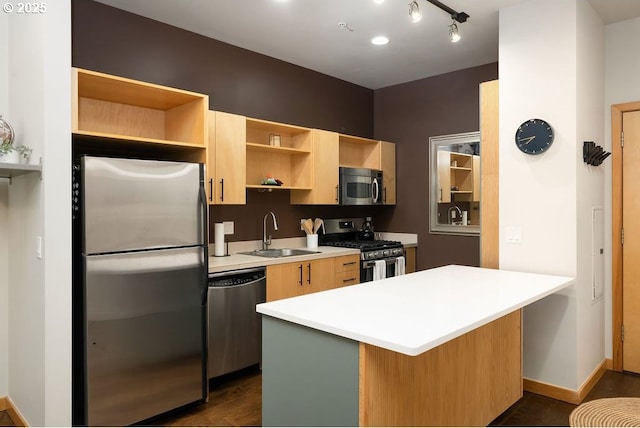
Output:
583,141,611,166
515,118,554,155
261,174,283,186
0,115,32,164
0,114,14,147
269,134,281,147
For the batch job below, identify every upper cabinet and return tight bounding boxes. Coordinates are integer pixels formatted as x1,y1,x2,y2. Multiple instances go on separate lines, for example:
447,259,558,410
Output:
338,134,380,169
72,68,208,148
207,111,246,204
245,118,313,190
290,129,339,205
380,141,396,205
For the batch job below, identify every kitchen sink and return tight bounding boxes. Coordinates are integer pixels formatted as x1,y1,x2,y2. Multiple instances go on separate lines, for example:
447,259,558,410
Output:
239,248,320,258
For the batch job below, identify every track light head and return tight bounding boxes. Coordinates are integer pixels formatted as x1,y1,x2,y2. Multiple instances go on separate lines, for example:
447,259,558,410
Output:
449,21,461,42
409,1,422,23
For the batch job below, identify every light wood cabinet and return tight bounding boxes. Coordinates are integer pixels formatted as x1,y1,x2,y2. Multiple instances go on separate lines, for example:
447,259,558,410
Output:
437,151,479,203
245,118,313,190
339,134,381,169
72,68,207,151
207,111,246,204
380,141,396,205
334,254,361,288
404,247,416,273
267,255,360,302
291,130,339,205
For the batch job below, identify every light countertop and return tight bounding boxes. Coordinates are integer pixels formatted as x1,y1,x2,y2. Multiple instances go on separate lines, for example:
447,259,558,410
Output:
208,232,417,273
209,245,360,273
256,265,574,356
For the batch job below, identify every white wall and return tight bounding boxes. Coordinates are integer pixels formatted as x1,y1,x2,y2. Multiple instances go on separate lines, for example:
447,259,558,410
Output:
0,9,9,399
603,16,640,359
499,0,604,390
7,3,71,426
575,0,605,386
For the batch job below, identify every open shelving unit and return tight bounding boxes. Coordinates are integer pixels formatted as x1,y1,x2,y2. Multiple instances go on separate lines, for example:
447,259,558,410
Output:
72,68,208,162
338,134,381,170
245,117,312,190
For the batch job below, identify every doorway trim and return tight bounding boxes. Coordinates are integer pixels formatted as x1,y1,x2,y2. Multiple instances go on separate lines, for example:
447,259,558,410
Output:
612,101,640,371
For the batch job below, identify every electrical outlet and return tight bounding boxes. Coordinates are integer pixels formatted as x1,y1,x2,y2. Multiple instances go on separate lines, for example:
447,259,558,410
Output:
36,235,42,259
505,226,522,244
300,219,305,231
223,221,234,235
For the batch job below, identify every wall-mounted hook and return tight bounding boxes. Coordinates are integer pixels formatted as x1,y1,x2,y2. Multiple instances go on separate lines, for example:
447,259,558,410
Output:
583,141,611,166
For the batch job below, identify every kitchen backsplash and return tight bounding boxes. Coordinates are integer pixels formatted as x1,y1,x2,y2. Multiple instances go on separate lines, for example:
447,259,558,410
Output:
208,189,393,242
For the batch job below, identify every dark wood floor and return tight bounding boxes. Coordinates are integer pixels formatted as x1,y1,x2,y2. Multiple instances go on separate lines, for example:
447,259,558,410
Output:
1,369,639,427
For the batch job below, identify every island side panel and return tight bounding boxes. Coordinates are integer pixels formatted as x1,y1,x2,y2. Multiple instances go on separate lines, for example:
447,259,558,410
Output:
262,316,360,427
359,310,522,427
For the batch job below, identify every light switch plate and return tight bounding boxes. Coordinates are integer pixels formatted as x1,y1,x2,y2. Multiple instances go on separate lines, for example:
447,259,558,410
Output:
223,221,234,235
505,226,522,244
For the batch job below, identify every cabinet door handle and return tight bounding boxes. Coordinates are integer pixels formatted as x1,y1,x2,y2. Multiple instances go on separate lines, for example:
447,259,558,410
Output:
298,264,303,285
307,263,311,284
335,185,339,204
440,188,442,201
343,261,357,266
343,277,357,283
208,178,213,202
220,178,224,202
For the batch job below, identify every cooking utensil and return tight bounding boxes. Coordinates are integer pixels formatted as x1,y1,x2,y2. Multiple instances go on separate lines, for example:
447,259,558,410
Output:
313,218,324,234
302,218,314,235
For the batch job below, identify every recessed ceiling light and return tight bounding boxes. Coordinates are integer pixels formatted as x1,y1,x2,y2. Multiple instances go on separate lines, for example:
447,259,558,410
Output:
371,36,389,45
374,0,384,4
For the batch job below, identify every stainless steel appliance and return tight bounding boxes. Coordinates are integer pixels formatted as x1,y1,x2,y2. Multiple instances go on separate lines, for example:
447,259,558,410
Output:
319,218,404,282
339,167,383,205
72,156,208,427
208,267,266,378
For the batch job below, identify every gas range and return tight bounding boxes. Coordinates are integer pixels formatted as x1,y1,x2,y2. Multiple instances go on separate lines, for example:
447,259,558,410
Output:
322,239,404,260
319,218,404,262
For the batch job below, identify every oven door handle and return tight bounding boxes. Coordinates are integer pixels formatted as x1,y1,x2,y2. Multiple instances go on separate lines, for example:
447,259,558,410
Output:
362,258,398,268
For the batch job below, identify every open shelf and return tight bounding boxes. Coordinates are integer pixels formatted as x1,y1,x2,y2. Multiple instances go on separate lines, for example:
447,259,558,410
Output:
338,134,381,170
246,184,312,191
0,160,42,182
72,68,208,147
246,142,310,155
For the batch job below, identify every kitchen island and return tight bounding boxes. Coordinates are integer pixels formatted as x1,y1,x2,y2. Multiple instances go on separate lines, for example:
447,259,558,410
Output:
256,265,574,427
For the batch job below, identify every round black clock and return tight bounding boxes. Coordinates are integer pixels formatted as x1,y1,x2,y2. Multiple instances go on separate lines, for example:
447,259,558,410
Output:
515,118,554,155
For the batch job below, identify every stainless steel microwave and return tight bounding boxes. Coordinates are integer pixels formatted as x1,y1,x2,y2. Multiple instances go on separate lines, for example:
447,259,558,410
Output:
339,167,383,205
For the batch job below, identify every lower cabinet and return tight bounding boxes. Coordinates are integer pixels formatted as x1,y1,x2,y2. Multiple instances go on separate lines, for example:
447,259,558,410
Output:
405,247,416,274
266,255,360,302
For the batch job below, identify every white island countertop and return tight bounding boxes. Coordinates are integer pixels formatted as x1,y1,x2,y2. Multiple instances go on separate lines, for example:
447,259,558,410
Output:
256,265,574,356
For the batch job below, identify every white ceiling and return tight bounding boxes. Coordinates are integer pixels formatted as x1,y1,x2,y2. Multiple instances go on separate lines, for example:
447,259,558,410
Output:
94,0,640,89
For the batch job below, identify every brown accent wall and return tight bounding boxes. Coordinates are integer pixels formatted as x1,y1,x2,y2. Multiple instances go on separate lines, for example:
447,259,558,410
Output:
373,63,498,269
72,0,373,136
72,0,497,270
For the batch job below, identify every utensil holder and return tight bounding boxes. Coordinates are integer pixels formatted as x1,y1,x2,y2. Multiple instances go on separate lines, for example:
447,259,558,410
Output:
306,234,318,249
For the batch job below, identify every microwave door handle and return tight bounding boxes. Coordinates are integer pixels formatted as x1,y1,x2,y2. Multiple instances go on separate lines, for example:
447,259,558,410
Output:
372,178,379,203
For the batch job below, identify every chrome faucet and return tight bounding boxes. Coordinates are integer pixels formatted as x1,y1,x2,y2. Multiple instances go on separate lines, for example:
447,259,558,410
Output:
447,206,463,224
262,211,279,250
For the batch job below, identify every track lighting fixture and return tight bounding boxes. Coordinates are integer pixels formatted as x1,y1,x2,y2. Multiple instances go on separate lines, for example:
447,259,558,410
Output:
409,0,469,42
449,21,460,42
408,1,422,23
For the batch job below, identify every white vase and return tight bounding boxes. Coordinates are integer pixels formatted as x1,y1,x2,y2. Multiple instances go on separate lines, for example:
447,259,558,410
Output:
0,151,20,164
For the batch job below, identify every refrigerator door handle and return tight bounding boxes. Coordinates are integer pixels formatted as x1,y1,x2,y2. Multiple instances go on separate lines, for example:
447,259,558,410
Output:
199,173,209,307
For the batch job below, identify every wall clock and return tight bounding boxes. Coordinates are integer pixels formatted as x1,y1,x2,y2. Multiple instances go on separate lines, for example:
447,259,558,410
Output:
515,118,554,155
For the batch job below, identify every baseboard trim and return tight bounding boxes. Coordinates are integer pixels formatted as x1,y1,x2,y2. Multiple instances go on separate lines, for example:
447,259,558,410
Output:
0,396,7,411
523,359,608,405
6,397,28,427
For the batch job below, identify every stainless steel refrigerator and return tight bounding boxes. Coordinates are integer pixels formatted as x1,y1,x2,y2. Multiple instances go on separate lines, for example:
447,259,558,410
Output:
72,156,208,426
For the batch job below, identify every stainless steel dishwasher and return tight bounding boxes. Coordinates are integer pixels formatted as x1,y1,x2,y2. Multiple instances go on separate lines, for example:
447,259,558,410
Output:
208,267,266,379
